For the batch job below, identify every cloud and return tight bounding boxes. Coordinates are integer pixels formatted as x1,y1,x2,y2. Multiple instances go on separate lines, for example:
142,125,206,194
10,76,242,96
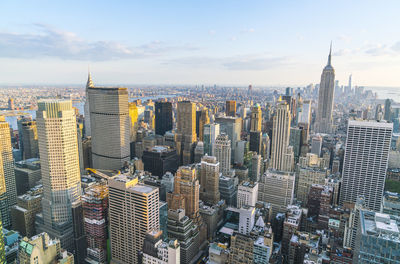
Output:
209,30,216,35
0,24,196,61
163,54,288,71
241,28,255,34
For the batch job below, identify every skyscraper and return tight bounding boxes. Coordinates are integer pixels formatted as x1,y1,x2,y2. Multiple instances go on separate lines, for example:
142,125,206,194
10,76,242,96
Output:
226,100,236,117
213,133,231,176
35,99,82,251
340,120,393,211
199,155,220,205
89,86,130,170
167,166,200,222
84,72,94,137
270,101,293,172
198,108,210,141
155,101,173,136
20,120,39,159
315,44,335,134
108,174,159,264
203,123,220,156
176,101,197,165
0,116,17,228
250,104,262,132
384,98,392,121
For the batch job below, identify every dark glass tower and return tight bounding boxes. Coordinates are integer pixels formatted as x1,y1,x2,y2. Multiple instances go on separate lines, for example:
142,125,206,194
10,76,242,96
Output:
155,101,173,136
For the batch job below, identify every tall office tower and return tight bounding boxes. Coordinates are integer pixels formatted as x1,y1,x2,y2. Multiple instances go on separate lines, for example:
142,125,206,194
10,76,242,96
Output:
198,109,210,141
129,102,139,143
219,175,238,206
299,100,311,125
193,141,204,163
215,116,242,161
340,120,392,211
11,185,42,238
250,104,262,132
289,127,302,162
258,169,295,217
167,166,201,222
155,101,173,136
270,101,293,172
141,231,180,264
237,181,258,208
108,174,159,264
71,200,86,263
203,123,220,155
167,209,199,264
375,104,384,120
384,98,392,121
176,101,197,165
0,116,17,228
35,100,81,251
213,133,231,176
315,45,335,134
199,155,220,205
249,131,262,154
89,86,130,170
20,120,39,159
226,100,237,117
249,152,262,182
311,135,323,156
142,146,178,178
82,183,109,264
348,74,352,94
296,158,329,205
84,72,94,137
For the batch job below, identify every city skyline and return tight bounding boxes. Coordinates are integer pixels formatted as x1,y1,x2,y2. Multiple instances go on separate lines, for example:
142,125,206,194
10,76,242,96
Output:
1,1,400,86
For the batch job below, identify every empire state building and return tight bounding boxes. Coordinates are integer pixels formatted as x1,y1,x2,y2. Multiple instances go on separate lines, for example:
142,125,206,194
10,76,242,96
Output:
315,44,335,134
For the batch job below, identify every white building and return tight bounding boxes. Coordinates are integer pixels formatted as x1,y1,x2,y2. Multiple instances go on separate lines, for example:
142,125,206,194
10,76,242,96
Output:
340,120,393,211
142,230,180,264
237,182,259,208
213,133,231,176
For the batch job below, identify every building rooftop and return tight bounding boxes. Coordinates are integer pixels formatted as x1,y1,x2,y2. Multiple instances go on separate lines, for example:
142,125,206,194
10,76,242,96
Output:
360,210,400,242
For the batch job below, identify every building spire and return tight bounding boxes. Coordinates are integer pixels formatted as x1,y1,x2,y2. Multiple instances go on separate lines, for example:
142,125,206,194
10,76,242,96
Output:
327,41,332,66
86,68,94,89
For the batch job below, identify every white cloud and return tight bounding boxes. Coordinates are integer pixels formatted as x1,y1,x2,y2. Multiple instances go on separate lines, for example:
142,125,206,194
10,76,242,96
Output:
0,24,197,61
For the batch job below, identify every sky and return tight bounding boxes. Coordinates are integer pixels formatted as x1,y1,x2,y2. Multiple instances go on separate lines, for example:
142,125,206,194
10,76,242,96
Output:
1,0,400,87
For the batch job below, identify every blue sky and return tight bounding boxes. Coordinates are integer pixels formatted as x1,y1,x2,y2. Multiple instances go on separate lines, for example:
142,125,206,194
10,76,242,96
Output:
1,0,400,86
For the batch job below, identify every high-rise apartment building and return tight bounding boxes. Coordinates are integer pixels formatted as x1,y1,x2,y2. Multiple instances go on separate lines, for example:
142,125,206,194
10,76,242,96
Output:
213,133,231,176
340,120,392,211
250,104,262,132
226,100,236,117
176,101,197,165
84,72,94,137
315,45,335,133
108,174,159,264
89,86,130,170
0,116,17,228
270,101,293,172
155,101,173,136
35,99,82,251
199,155,220,205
